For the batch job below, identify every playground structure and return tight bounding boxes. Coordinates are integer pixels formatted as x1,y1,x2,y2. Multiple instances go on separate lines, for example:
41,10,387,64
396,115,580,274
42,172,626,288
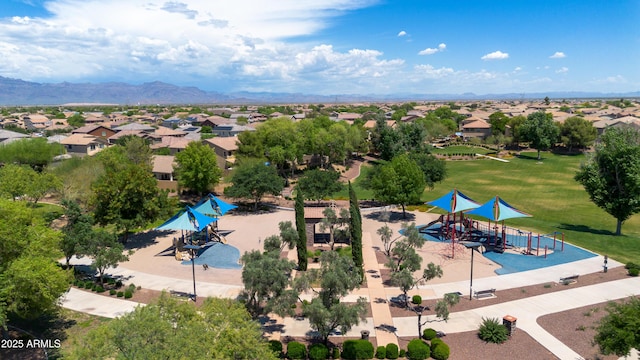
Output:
157,194,237,263
418,219,566,259
421,190,565,260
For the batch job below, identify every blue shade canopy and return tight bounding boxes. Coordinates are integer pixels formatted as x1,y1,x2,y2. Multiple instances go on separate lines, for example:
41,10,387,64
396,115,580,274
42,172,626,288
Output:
466,196,532,221
426,189,480,213
156,206,218,232
192,194,237,217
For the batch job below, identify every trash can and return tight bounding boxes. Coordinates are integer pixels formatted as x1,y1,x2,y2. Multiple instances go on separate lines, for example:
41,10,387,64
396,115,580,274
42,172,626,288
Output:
503,315,517,336
360,330,370,340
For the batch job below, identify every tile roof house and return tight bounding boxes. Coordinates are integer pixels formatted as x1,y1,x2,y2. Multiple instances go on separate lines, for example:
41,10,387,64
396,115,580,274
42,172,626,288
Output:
0,129,29,144
113,123,155,132
150,136,195,155
152,155,176,181
204,137,239,170
211,124,255,137
462,119,492,140
22,114,52,130
60,134,107,156
72,125,117,139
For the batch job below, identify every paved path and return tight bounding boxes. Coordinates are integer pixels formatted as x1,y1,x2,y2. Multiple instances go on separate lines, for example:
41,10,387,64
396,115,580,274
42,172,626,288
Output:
60,217,638,360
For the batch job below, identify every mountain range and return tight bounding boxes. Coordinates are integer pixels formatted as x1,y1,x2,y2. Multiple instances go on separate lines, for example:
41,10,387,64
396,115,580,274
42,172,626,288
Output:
0,76,638,106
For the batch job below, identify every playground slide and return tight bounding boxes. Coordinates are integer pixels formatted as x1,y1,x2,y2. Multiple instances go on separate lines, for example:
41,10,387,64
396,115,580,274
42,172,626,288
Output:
418,215,444,233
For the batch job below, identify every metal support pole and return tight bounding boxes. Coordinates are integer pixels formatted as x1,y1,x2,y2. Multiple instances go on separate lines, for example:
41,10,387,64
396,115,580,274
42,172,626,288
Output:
469,248,474,301
191,253,197,301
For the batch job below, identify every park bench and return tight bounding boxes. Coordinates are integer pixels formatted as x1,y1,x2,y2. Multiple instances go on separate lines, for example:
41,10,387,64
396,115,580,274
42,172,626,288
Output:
559,274,579,284
474,288,496,299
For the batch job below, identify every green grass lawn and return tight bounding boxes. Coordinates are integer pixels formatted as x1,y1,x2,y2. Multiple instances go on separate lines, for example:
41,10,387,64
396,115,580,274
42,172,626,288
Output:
353,151,640,264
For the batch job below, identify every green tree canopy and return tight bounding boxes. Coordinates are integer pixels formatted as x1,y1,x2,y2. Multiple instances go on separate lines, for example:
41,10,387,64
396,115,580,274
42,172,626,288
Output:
560,116,597,151
69,293,277,360
0,200,71,326
488,111,510,135
224,159,284,211
296,169,343,202
241,248,297,318
408,151,447,190
295,189,308,271
0,138,63,171
575,127,640,235
174,141,222,195
91,144,173,241
369,154,426,218
519,111,560,160
296,251,367,344
593,297,640,358
79,228,130,285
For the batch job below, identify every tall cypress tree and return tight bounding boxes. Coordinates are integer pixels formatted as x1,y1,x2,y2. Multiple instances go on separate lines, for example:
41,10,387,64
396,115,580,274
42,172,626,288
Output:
349,181,363,276
295,189,308,271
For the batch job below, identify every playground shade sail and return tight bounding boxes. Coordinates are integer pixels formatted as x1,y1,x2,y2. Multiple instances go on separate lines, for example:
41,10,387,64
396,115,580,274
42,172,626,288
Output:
426,189,481,213
466,196,531,221
192,194,237,217
156,206,218,232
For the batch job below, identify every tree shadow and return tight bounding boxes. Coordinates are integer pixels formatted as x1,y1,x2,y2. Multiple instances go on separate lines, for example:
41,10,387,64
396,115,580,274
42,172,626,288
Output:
558,223,615,236
124,229,174,250
516,153,543,161
258,315,285,335
364,210,416,223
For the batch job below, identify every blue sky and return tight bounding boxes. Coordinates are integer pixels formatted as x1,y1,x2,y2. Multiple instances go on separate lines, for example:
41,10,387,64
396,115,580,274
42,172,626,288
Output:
0,0,638,95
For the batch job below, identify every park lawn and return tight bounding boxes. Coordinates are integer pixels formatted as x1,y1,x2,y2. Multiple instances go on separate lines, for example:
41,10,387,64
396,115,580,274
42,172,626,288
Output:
355,151,640,264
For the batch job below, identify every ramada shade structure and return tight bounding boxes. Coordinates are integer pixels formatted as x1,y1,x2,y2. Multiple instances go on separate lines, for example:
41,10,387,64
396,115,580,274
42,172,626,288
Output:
426,189,481,214
466,196,532,249
466,196,532,222
426,189,481,258
156,206,218,232
192,194,237,217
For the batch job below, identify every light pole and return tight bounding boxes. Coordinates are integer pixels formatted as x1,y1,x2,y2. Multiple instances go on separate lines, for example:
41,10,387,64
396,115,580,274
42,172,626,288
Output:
461,241,483,301
184,244,201,301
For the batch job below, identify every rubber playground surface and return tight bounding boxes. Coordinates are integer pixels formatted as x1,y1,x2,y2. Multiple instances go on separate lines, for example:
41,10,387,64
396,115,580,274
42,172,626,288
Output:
417,223,597,275
181,242,242,269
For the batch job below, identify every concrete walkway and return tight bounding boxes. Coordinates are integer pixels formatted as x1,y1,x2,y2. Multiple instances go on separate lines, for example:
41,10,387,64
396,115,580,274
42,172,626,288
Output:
60,235,637,360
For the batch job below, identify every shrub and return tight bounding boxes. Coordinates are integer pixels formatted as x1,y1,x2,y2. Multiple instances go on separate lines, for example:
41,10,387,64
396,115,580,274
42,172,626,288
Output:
624,262,639,270
398,349,406,358
478,317,508,344
375,345,386,359
116,291,124,298
412,295,422,305
385,343,399,359
406,339,430,360
128,284,137,293
115,280,123,288
629,268,639,277
431,342,450,360
95,286,105,293
422,328,437,340
84,281,93,289
342,340,374,360
109,289,117,296
124,290,133,299
429,338,443,348
332,347,340,359
286,341,306,360
308,343,329,360
268,340,283,357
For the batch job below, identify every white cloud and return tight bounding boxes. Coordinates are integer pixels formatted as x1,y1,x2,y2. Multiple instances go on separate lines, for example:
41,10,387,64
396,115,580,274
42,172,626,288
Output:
419,43,446,55
556,67,568,74
549,51,566,59
397,30,407,37
414,64,454,79
481,50,509,60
